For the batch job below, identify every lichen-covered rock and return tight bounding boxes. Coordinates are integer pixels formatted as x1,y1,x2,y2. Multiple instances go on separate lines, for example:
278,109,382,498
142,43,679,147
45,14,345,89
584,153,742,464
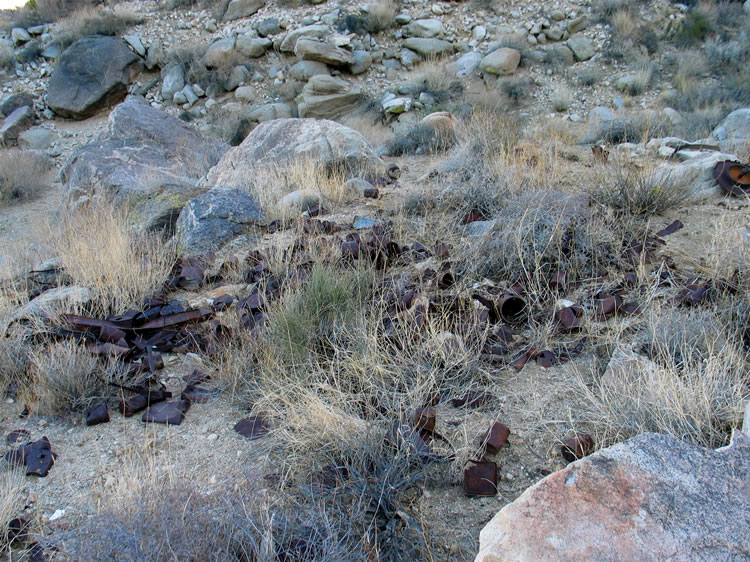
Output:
60,97,227,232
476,431,750,561
176,187,264,255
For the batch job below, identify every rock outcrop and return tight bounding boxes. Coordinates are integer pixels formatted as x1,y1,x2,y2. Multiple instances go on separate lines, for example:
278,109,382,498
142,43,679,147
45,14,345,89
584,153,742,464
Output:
60,97,227,232
203,118,385,190
47,36,141,119
476,431,750,561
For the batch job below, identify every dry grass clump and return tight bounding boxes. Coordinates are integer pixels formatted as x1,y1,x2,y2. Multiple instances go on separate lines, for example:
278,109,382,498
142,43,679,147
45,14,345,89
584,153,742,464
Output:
51,203,177,316
0,467,26,552
587,164,690,217
578,305,748,449
550,89,572,112
247,159,352,220
0,150,50,203
21,340,109,417
620,62,654,96
0,329,31,399
54,6,143,49
366,0,398,33
168,41,254,94
611,9,639,39
340,114,393,148
406,57,464,103
7,0,93,27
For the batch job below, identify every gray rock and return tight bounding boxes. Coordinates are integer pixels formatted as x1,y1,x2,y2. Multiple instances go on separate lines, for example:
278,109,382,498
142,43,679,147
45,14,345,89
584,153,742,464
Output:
710,107,750,151
11,28,31,45
544,26,564,41
60,97,227,232
47,36,141,120
225,65,250,91
566,35,595,61
145,40,164,70
567,15,587,35
298,75,362,120
382,97,411,114
173,91,188,105
161,64,185,103
223,0,265,21
479,47,521,75
182,85,199,107
395,14,412,25
344,177,373,197
203,37,236,68
289,60,330,81
236,36,272,58
0,106,34,147
0,93,34,117
279,25,329,53
455,51,482,77
18,127,56,149
247,102,294,122
545,44,575,65
235,86,255,103
175,187,264,255
295,38,354,67
465,220,496,236
256,18,281,37
651,151,740,199
9,286,92,324
278,189,320,214
350,50,372,75
405,18,444,39
40,45,60,60
400,48,420,68
402,38,454,58
203,118,385,190
27,24,46,35
352,216,380,230
123,35,146,56
477,431,750,561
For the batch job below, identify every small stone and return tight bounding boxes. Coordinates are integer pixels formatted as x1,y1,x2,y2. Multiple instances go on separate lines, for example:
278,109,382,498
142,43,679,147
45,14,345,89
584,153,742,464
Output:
12,28,31,45
48,509,65,522
207,433,218,441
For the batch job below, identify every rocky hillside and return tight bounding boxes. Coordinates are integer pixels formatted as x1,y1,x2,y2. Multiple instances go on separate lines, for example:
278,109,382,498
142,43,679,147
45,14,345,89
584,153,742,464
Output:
0,0,749,560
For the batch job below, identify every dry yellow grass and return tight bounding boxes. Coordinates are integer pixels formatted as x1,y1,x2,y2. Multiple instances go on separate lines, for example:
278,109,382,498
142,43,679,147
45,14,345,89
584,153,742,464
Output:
51,202,177,316
611,9,639,40
0,467,26,551
0,150,50,203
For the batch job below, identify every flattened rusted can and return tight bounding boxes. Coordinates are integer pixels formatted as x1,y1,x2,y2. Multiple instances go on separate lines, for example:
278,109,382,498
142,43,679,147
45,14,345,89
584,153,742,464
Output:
481,422,510,455
463,460,498,497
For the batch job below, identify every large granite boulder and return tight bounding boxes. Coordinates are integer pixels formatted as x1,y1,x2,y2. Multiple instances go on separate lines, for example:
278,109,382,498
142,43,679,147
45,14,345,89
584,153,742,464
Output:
47,36,141,120
223,0,264,21
60,97,227,232
710,107,750,151
203,118,385,190
175,187,264,256
476,431,750,561
297,75,362,120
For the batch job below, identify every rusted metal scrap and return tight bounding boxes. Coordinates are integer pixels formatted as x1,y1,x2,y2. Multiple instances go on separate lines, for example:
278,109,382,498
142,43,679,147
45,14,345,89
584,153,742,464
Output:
450,390,492,409
463,459,498,497
4,436,56,477
480,422,510,455
561,432,594,462
712,160,750,196
234,416,269,440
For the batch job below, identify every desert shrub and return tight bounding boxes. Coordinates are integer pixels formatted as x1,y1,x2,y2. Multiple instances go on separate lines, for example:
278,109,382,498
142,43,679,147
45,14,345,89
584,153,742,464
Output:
672,106,726,139
587,164,690,217
23,341,109,417
52,203,177,316
674,10,712,47
0,330,31,398
54,6,143,49
579,306,748,449
620,61,655,95
406,57,464,103
337,0,397,35
386,123,455,156
167,42,253,93
266,263,371,368
466,191,625,283
0,42,16,71
576,67,600,87
0,150,50,203
7,0,94,27
550,89,572,112
497,76,532,106
704,35,750,74
15,40,42,63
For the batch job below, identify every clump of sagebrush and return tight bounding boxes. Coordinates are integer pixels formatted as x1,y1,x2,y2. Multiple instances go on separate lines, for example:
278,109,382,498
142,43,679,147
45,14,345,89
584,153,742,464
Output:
587,163,689,217
22,341,111,417
0,150,50,203
0,42,15,71
550,89,572,112
386,123,455,156
54,6,143,49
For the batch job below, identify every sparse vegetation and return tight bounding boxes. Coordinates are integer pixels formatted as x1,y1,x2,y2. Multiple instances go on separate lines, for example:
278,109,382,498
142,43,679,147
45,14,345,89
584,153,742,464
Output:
551,89,572,112
22,340,110,417
587,163,690,217
0,41,15,71
0,150,50,203
54,6,143,49
51,203,177,316
0,467,26,552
